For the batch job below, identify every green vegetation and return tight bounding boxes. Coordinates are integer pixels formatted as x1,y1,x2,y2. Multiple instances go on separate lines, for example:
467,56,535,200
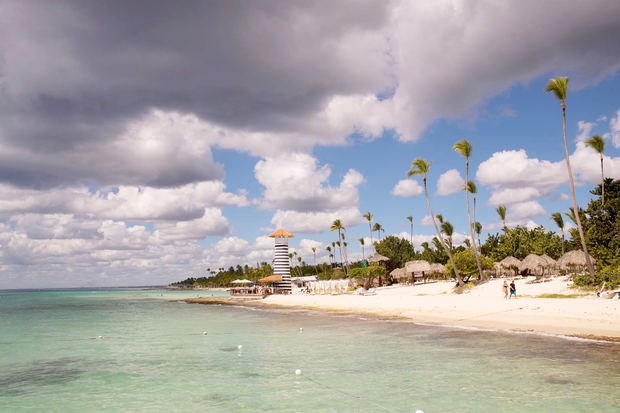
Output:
482,226,564,261
535,293,589,299
348,266,386,289
445,249,494,280
374,235,415,272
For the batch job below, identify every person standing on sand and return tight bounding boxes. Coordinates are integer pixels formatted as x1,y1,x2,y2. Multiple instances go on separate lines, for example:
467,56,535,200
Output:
509,280,516,299
502,280,509,299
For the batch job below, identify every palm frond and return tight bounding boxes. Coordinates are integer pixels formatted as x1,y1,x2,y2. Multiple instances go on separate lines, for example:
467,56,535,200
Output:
545,76,569,101
586,135,605,154
409,158,430,176
452,139,472,158
551,212,564,229
463,180,477,193
496,205,507,220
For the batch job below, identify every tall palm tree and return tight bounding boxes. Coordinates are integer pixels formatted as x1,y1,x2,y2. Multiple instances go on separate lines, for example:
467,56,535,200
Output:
473,222,482,248
311,247,318,276
586,135,605,205
372,222,382,241
330,219,345,271
468,181,478,232
454,140,483,279
551,212,565,256
546,76,595,279
406,215,414,248
326,245,332,265
363,212,373,251
496,205,507,232
341,232,350,273
440,220,454,251
408,158,462,286
359,238,365,261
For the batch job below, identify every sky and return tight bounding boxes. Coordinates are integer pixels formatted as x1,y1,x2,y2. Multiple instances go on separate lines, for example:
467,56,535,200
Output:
1,0,620,288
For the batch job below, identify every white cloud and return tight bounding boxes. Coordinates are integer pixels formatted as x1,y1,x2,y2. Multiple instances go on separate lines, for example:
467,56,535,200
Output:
488,187,543,206
154,208,231,241
391,179,423,197
509,201,546,221
436,169,464,195
270,207,363,234
420,215,434,226
610,110,620,148
255,153,364,212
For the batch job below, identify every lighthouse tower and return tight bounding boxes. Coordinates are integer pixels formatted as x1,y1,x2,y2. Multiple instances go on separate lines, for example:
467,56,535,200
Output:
268,229,295,293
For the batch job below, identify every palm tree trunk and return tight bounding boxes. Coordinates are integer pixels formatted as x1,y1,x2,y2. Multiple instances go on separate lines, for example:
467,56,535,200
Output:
600,153,605,205
561,230,565,256
562,102,595,279
423,176,462,286
465,159,484,279
368,223,373,252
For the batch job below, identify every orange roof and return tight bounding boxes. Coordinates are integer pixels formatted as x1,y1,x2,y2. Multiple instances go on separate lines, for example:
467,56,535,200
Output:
268,229,295,238
258,275,283,283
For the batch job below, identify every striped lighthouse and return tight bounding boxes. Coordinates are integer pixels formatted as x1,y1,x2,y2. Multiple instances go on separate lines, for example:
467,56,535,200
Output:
268,229,295,293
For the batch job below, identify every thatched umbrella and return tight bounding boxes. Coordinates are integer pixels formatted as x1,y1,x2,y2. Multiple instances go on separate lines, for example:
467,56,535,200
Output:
405,260,431,273
519,254,547,276
540,254,557,275
497,256,521,277
428,263,446,275
368,253,390,263
557,250,595,272
390,268,409,282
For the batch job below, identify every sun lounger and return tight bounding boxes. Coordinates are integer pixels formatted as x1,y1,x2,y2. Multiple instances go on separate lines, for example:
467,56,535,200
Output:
361,288,376,296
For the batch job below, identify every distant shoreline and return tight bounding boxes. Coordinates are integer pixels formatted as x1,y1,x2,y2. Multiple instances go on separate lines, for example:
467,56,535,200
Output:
184,279,620,343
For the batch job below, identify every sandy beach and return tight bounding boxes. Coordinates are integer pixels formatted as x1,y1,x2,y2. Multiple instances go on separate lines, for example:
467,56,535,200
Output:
235,278,620,341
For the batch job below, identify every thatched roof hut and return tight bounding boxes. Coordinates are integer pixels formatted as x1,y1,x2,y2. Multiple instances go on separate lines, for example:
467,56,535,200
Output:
557,250,595,271
497,256,521,276
519,254,548,276
390,268,409,282
540,254,557,268
405,260,431,273
368,253,390,263
428,263,446,275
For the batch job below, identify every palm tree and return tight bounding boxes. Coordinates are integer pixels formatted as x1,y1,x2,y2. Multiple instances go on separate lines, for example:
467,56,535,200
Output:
546,76,595,279
440,220,454,251
326,246,332,265
311,247,318,276
473,221,482,248
468,181,478,232
496,205,507,232
551,212,565,256
454,140,483,279
341,232,350,273
359,238,365,261
586,135,605,205
330,219,345,271
406,215,414,248
408,158,462,286
363,212,373,252
372,222,382,241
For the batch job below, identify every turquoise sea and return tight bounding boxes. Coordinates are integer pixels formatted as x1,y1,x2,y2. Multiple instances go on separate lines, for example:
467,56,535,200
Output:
1,289,619,412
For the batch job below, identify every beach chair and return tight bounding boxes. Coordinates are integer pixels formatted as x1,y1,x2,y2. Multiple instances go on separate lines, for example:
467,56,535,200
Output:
361,288,376,296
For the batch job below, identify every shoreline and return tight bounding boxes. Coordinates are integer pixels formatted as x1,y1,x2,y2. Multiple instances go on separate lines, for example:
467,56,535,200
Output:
184,279,620,343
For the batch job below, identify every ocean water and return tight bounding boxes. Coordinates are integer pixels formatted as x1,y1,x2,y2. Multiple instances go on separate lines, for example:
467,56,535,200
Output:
1,289,618,413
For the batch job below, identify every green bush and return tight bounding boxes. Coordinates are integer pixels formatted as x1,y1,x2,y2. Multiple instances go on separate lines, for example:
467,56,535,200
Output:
572,259,620,289
445,249,494,279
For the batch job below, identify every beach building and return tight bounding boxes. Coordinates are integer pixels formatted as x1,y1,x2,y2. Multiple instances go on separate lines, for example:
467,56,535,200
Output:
268,229,295,293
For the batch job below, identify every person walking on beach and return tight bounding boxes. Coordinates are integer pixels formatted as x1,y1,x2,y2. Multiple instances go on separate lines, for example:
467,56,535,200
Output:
502,280,509,299
509,280,516,299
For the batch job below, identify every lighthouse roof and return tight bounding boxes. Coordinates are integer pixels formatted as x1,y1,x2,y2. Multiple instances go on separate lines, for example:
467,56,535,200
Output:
268,229,295,238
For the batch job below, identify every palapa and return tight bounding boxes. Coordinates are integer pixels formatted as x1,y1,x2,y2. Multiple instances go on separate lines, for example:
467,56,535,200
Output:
428,263,446,275
368,253,390,263
405,260,431,273
540,254,557,268
390,268,409,282
497,256,521,276
519,254,548,276
557,250,595,271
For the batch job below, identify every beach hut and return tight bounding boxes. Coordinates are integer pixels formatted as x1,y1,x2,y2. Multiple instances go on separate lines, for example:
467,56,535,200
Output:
405,260,431,283
428,263,446,276
540,254,558,275
367,253,390,264
390,268,409,283
497,256,521,277
519,254,547,276
557,250,595,273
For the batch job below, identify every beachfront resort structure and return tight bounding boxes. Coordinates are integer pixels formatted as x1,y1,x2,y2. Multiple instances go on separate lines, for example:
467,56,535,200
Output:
269,229,295,293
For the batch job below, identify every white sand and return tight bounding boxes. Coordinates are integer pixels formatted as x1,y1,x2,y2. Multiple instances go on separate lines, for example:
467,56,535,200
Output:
263,279,620,340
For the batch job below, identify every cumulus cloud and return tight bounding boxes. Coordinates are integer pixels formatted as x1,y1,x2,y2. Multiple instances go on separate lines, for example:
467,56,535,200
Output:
255,153,364,212
610,110,620,148
420,215,434,226
436,169,465,195
391,179,423,197
270,207,363,234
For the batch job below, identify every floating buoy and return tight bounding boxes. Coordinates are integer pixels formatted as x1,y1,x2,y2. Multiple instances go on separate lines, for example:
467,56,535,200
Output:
202,331,208,335
299,327,303,332
295,369,301,375
238,344,243,350
415,410,424,413
97,336,103,339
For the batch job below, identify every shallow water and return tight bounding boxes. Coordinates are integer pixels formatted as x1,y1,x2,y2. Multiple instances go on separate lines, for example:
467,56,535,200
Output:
1,289,618,412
